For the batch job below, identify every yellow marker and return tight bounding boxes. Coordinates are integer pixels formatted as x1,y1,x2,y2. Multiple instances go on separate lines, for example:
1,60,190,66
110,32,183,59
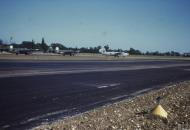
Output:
152,105,168,118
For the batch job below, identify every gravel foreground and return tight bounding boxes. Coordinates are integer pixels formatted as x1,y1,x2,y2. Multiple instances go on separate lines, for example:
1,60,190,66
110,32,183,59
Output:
33,81,190,130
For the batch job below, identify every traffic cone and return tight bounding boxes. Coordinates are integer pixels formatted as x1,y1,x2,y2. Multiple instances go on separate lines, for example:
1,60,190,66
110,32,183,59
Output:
152,104,168,118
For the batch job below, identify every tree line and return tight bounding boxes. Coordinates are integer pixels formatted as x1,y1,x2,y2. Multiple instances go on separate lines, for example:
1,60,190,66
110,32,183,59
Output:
0,38,182,56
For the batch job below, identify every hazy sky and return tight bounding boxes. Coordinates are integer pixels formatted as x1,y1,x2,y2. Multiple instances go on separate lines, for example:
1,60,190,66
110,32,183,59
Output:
1,0,190,52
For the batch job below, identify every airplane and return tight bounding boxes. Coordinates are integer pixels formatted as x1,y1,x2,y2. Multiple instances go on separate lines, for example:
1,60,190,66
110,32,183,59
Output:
99,47,129,57
58,50,79,56
15,48,33,55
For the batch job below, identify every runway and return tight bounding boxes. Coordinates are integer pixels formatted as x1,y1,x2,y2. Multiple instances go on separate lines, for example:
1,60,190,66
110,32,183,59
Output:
0,60,190,129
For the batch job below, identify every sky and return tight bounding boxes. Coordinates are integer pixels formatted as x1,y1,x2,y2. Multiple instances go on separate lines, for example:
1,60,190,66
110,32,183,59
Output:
0,0,190,52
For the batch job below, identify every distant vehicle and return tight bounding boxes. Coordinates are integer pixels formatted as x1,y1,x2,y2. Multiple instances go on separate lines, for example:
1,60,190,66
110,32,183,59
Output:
99,48,129,57
58,50,79,56
15,48,32,55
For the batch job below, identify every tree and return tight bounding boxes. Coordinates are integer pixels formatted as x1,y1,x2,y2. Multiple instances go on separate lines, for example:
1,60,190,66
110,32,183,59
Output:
79,46,102,53
152,51,160,56
42,38,45,44
21,41,35,49
145,51,150,55
94,46,101,53
41,37,48,52
116,48,123,52
128,48,135,54
0,39,3,45
170,51,180,56
128,48,142,55
32,39,35,44
80,47,89,53
35,43,42,50
164,52,171,56
104,44,109,51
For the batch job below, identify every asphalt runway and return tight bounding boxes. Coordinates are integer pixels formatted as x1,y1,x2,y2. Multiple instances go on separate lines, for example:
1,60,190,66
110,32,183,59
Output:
0,60,190,129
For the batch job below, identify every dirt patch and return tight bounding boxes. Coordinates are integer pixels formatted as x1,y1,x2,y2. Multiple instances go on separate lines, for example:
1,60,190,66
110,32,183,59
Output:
33,81,190,130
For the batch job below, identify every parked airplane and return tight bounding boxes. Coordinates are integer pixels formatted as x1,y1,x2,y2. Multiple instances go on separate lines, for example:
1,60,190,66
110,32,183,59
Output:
99,48,129,57
15,48,33,55
58,50,79,56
